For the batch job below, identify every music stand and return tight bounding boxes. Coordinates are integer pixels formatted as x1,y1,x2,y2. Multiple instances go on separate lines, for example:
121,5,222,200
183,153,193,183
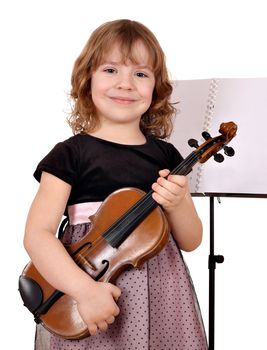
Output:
199,192,267,350
207,196,224,350
169,77,267,350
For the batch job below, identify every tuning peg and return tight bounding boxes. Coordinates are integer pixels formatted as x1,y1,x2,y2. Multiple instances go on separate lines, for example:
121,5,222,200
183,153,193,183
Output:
224,146,235,157
202,131,211,140
188,138,199,148
214,153,224,163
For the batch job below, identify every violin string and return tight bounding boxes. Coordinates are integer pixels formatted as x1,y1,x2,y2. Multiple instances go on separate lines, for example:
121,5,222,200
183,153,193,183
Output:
73,150,201,267
104,150,201,245
110,150,200,231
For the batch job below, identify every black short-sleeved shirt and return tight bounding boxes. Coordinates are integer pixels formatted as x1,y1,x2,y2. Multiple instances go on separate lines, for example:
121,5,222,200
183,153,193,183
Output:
34,134,183,207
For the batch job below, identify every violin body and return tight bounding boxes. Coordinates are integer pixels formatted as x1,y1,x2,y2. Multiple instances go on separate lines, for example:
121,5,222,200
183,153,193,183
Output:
20,187,169,339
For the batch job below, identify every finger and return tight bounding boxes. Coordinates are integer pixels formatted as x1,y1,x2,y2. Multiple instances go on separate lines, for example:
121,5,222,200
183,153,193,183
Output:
88,324,98,336
106,315,115,324
152,189,172,206
154,178,179,198
110,285,121,300
113,304,120,317
158,169,170,177
159,174,188,194
97,321,109,332
167,174,188,187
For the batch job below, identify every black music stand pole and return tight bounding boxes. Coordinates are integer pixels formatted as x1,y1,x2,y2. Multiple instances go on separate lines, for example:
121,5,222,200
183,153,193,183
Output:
208,196,224,350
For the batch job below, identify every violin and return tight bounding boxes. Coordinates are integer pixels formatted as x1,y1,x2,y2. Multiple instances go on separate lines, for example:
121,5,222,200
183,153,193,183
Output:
19,121,237,340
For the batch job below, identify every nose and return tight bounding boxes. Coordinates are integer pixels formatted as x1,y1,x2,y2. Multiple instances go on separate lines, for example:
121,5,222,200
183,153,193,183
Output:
116,72,134,90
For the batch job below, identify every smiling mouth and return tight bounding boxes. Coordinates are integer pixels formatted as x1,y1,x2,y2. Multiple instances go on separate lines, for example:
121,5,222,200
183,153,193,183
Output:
110,96,137,105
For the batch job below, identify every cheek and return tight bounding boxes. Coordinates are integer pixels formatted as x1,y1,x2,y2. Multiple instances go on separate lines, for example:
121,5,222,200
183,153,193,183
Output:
141,81,155,99
145,86,155,105
91,77,100,93
91,73,107,91
91,80,106,104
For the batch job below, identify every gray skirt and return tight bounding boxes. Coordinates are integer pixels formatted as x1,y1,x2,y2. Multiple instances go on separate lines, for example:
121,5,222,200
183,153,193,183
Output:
35,222,208,350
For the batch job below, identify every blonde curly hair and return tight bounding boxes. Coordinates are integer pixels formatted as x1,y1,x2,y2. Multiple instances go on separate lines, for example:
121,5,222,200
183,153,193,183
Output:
68,19,176,139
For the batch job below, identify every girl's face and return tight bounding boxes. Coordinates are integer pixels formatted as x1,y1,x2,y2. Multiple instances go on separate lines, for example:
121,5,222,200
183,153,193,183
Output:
91,41,155,129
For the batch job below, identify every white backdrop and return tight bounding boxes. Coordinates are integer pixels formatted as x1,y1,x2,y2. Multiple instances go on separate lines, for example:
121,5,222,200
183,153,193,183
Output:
1,1,266,349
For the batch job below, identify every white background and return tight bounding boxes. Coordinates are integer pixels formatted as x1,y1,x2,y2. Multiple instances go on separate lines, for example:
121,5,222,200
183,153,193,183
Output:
0,1,266,349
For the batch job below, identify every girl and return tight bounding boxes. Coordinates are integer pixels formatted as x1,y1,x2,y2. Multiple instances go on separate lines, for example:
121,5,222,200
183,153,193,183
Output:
24,19,208,350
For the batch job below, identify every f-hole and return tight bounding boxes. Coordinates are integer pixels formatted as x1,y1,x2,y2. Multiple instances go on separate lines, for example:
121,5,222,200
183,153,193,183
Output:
96,260,110,280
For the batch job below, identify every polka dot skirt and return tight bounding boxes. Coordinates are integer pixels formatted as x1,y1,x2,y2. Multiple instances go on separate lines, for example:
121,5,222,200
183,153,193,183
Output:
35,223,208,350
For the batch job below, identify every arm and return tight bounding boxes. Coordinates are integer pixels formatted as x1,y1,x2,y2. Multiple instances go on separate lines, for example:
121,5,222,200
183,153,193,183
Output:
23,171,121,335
151,169,203,252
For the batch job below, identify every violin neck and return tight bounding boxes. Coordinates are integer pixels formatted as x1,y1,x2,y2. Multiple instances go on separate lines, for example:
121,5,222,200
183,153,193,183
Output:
103,150,200,248
170,149,200,176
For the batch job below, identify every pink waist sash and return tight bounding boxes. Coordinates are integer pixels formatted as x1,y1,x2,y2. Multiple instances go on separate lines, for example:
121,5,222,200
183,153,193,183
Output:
67,202,102,225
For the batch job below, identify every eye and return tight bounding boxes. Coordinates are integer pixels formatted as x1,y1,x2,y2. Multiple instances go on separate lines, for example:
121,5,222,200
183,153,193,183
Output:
136,71,148,78
103,68,117,74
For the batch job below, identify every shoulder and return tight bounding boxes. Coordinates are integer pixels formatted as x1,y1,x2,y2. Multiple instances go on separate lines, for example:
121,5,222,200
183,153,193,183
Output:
148,136,184,167
59,133,88,148
33,134,89,184
50,133,94,157
149,136,182,155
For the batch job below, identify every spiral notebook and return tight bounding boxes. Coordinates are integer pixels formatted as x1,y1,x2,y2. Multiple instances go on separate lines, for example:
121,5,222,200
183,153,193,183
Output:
169,78,267,197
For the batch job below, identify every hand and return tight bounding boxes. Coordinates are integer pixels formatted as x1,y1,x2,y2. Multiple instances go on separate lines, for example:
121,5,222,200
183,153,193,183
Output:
151,169,188,213
76,280,121,336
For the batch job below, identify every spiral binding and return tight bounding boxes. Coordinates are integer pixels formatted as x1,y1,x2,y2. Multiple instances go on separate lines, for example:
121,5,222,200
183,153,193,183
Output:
194,78,219,193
